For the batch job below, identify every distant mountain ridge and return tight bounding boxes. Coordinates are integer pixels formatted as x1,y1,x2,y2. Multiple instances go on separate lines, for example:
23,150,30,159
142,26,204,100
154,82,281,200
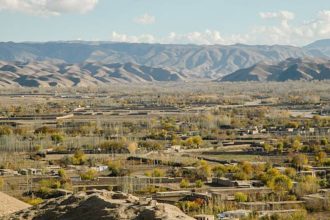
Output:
0,41,311,79
1,40,330,86
304,39,330,58
220,58,330,82
0,61,184,87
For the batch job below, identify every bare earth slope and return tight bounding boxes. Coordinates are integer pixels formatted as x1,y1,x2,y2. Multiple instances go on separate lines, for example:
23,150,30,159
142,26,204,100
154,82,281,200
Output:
0,192,31,218
5,191,194,220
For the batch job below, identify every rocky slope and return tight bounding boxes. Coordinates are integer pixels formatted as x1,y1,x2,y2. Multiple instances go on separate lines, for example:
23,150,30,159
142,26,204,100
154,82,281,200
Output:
5,190,194,220
0,61,184,87
220,58,330,82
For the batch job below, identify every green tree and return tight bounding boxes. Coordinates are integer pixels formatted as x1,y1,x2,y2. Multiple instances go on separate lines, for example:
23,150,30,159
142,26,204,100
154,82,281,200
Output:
277,142,284,154
295,176,320,198
108,161,127,177
315,151,327,165
260,168,281,183
80,169,97,180
58,169,68,179
284,167,297,179
195,180,204,188
292,139,302,152
127,141,138,154
147,168,165,177
234,192,248,202
268,175,293,200
180,179,190,188
292,154,308,171
197,160,211,180
0,126,12,136
263,143,274,153
51,134,64,144
212,165,227,177
192,136,203,147
321,138,328,145
71,150,87,165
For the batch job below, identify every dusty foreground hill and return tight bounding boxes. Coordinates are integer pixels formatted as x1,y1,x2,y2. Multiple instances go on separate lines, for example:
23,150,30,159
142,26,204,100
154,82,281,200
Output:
4,190,194,220
0,192,31,218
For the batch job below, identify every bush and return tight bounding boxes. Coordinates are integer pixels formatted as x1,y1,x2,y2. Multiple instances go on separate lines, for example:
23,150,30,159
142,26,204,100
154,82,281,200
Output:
37,179,62,198
145,168,165,177
26,197,44,206
180,179,190,188
108,161,128,177
0,177,4,190
71,150,87,165
195,180,204,188
80,169,97,180
51,134,64,144
0,126,13,136
35,126,57,134
234,192,248,202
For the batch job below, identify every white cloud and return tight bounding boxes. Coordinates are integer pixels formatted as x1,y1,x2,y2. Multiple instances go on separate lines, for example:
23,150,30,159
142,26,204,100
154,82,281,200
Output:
260,11,295,21
111,32,156,43
133,13,156,25
0,0,99,16
111,10,330,46
255,10,330,45
110,30,246,45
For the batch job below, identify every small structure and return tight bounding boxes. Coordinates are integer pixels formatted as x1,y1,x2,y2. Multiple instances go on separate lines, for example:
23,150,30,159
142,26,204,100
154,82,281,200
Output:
298,170,316,177
171,145,181,152
19,168,42,176
0,169,19,176
210,187,272,204
91,165,109,172
217,209,251,220
212,178,251,188
194,214,215,220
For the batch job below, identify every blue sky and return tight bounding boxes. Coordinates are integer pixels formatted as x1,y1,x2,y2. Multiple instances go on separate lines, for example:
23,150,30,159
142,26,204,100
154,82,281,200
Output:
1,0,330,45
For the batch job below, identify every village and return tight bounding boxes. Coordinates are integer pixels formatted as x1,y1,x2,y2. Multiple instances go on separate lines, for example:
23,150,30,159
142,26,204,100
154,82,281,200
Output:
1,83,330,220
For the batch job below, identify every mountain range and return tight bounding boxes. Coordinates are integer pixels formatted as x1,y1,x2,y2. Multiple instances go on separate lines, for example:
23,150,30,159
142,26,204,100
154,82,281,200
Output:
0,39,330,86
0,61,184,87
220,58,330,82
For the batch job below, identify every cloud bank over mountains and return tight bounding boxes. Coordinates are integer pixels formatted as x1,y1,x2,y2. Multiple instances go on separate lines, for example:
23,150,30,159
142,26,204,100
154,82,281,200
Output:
112,10,330,46
1,1,330,46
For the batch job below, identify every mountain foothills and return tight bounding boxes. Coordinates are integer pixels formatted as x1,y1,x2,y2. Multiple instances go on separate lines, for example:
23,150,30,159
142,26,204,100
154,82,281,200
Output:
220,58,330,82
0,61,184,87
0,39,330,86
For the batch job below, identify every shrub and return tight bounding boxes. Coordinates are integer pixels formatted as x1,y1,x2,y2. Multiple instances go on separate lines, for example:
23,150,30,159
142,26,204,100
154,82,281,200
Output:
51,134,64,144
80,169,97,180
0,126,13,136
195,180,204,188
234,192,248,202
0,177,4,190
71,150,87,165
180,179,190,188
26,197,44,206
